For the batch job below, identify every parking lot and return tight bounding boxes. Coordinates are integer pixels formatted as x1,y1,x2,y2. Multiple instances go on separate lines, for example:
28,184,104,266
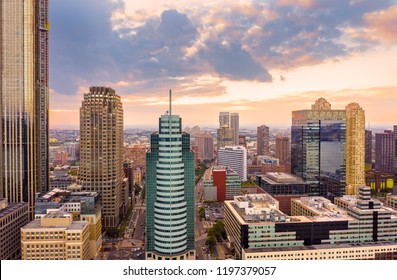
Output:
204,203,224,221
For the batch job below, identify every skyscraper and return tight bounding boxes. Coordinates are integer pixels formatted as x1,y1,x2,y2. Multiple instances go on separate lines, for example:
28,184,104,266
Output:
394,126,397,177
217,126,234,149
230,113,239,145
195,133,214,161
365,130,373,168
146,92,195,260
257,125,270,156
345,103,365,195
78,87,124,230
275,136,289,163
218,146,247,181
375,130,394,174
291,98,346,197
219,112,230,128
1,0,49,219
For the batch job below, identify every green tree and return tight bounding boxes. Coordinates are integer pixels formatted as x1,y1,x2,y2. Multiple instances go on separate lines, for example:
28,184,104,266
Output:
198,207,205,219
205,236,216,247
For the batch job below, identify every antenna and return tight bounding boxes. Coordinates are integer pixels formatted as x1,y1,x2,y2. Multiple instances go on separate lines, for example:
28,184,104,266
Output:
169,89,172,116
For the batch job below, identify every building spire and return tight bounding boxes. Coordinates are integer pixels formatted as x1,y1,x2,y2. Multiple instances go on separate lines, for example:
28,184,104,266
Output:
169,89,172,116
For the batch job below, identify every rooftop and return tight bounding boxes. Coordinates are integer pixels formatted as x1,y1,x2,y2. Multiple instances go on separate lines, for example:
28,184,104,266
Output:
0,200,28,219
261,172,306,184
244,241,397,254
293,197,353,222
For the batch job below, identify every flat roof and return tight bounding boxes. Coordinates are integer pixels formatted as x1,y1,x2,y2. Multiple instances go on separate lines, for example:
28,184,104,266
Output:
244,241,397,254
0,202,28,219
260,173,306,184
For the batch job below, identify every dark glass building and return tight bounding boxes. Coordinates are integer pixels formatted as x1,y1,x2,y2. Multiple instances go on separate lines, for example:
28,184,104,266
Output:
1,0,49,220
291,98,346,197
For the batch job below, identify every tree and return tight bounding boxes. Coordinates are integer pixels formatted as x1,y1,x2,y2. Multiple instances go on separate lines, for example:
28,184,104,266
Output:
198,207,205,219
205,236,216,247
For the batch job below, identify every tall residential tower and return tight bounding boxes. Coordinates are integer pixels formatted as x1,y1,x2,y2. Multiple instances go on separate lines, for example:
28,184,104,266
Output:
1,0,49,219
257,125,270,156
230,113,239,145
78,87,124,230
146,91,195,260
345,103,365,195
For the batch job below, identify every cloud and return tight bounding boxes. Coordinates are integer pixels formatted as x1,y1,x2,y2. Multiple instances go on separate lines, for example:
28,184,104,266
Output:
49,0,397,106
364,5,397,43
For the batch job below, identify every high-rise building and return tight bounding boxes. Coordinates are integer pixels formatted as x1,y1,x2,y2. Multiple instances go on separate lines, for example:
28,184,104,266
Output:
78,87,124,230
0,199,28,260
123,161,134,203
219,112,230,128
195,133,214,161
394,126,397,177
1,0,49,220
146,93,195,260
375,130,395,173
217,126,234,149
230,113,239,145
257,125,270,156
190,126,201,136
275,136,289,163
291,98,346,197
365,130,373,169
218,146,247,181
345,103,365,195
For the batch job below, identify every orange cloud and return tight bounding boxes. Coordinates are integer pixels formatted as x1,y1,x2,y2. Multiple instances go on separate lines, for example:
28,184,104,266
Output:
365,5,397,44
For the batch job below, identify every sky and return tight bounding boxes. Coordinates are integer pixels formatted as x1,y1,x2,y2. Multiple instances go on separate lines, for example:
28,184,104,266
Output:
49,0,397,129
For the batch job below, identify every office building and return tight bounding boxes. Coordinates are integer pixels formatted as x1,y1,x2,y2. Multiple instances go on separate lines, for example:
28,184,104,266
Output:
394,126,397,176
224,188,397,260
0,199,29,259
123,161,134,203
219,112,230,128
190,126,201,136
345,103,365,195
217,126,234,149
256,172,310,196
34,188,102,259
218,146,247,181
365,170,394,193
230,113,239,145
78,87,124,230
291,98,346,197
257,125,270,156
203,166,241,201
239,135,247,148
375,130,394,173
1,0,49,220
195,133,214,161
365,130,373,169
21,211,90,260
146,93,195,260
275,136,289,163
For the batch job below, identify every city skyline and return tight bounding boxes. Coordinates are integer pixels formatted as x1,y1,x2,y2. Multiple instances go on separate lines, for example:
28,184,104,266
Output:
48,0,397,128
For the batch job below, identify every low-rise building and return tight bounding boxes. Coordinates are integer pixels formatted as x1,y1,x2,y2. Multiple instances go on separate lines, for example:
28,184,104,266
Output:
203,166,241,201
224,187,397,260
21,211,90,260
35,188,102,259
0,199,29,259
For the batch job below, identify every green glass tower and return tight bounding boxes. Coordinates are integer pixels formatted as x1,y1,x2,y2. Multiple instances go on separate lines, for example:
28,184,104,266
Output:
146,91,195,260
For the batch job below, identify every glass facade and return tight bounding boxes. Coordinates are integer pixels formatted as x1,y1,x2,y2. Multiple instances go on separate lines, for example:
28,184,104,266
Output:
146,114,195,257
1,0,49,220
292,109,346,197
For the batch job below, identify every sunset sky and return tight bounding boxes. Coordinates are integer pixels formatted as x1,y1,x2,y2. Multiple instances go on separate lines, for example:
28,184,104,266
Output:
49,0,397,128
